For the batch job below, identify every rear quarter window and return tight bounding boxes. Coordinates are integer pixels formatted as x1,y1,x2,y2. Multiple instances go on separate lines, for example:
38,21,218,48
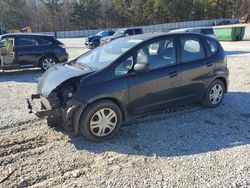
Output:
206,39,219,56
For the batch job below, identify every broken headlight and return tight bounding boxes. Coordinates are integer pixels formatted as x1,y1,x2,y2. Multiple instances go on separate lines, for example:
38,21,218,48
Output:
62,85,76,102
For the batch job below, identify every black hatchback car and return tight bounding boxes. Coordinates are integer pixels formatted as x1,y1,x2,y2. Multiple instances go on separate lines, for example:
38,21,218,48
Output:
28,33,228,141
0,33,68,71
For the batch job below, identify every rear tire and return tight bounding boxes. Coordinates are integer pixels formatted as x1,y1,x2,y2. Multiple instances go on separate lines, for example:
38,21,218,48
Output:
40,56,57,71
79,100,122,142
202,79,225,108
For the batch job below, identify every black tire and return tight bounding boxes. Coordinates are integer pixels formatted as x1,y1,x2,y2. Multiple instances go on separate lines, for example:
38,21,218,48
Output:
93,41,100,48
202,79,225,108
79,100,122,142
47,117,62,127
40,56,58,71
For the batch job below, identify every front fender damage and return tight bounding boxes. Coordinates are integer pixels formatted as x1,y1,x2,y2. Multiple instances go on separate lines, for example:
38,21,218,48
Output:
27,93,86,134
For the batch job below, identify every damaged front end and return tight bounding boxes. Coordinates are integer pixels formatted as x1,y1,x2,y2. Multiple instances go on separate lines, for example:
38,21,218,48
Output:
27,64,92,130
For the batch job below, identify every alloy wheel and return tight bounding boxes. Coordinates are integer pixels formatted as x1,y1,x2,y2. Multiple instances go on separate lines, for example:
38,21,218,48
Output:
42,58,56,70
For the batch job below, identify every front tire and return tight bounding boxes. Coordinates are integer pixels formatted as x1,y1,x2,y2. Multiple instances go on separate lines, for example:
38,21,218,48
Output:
40,56,57,71
93,41,100,48
47,117,61,127
202,79,225,108
79,100,122,142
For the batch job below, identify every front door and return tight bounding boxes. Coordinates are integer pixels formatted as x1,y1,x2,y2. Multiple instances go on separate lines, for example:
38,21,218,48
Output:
0,37,15,66
127,37,182,116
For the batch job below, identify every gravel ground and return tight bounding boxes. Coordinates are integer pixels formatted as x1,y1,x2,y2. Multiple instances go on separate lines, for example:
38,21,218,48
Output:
0,25,250,188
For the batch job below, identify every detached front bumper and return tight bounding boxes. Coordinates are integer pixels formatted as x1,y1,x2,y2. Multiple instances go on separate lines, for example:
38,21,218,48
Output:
27,94,86,132
27,94,62,118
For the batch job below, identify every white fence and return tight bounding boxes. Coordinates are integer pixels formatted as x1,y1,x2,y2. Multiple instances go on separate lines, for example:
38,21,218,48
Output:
40,18,239,38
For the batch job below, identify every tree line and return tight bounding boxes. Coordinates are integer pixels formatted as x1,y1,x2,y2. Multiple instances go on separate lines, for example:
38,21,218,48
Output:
0,0,249,32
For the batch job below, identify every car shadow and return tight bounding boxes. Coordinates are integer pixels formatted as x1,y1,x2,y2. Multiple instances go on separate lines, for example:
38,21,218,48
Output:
67,92,250,157
225,50,250,56
0,69,43,83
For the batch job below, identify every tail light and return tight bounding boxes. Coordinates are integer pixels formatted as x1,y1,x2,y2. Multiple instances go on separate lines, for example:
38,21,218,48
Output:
58,44,66,48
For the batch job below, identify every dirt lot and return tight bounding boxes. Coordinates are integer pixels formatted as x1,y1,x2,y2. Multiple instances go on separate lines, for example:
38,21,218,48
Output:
0,25,250,187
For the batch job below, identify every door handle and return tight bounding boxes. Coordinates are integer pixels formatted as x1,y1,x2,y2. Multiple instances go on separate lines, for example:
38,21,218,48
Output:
207,62,213,67
169,71,178,77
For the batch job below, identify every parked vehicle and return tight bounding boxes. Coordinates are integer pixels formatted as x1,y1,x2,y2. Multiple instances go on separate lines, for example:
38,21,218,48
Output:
0,28,7,35
27,33,228,141
170,27,216,38
0,33,68,71
240,14,250,24
85,30,115,49
217,20,231,25
100,27,143,44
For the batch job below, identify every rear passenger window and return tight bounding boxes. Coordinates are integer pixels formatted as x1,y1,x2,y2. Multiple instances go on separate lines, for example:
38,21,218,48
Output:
17,37,38,46
180,37,205,62
109,31,114,36
134,29,142,35
126,30,134,36
206,39,218,55
36,38,51,45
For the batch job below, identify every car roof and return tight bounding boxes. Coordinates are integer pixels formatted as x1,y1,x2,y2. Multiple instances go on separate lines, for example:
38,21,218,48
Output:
0,33,54,38
124,32,206,42
170,27,213,33
118,27,143,31
101,30,114,33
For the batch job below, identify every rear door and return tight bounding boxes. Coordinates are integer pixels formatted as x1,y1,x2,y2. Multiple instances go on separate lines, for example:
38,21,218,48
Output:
15,36,41,65
177,34,215,102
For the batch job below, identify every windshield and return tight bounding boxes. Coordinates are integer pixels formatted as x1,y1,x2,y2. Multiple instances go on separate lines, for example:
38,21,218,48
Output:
96,31,103,36
75,37,142,70
113,30,125,37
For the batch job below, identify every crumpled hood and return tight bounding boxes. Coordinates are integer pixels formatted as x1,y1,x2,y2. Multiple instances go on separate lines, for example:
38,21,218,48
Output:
37,64,92,97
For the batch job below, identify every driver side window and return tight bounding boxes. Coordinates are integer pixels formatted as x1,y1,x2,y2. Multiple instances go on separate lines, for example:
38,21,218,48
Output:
135,38,176,70
115,56,133,76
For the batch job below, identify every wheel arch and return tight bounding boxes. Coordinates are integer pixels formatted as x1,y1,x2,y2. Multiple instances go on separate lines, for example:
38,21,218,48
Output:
73,97,127,135
215,77,228,93
86,97,127,121
38,54,59,66
206,76,228,95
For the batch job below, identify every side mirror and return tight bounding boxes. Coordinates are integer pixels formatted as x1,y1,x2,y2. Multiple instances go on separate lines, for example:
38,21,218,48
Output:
134,63,149,73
